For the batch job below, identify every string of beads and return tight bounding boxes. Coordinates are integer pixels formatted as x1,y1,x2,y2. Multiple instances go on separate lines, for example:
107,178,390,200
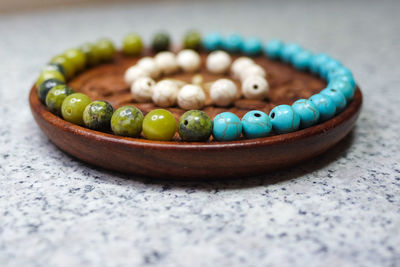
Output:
36,31,356,142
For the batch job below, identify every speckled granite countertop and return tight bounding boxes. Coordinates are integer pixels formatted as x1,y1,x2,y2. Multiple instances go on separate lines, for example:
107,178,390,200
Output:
0,0,399,266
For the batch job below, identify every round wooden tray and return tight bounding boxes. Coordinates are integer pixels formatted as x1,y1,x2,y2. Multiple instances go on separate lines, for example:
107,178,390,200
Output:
29,51,362,179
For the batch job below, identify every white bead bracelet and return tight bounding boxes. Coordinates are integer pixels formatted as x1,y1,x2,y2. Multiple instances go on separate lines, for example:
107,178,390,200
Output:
123,49,270,110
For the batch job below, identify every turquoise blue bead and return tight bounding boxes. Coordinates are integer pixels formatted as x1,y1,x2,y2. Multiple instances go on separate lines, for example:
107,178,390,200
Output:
327,66,353,81
280,43,302,63
212,112,242,141
202,32,223,51
321,88,347,113
310,53,330,74
264,39,283,60
327,80,355,102
320,58,342,79
330,74,356,89
223,33,244,53
309,94,336,121
242,37,263,56
291,99,320,128
292,50,313,71
241,110,272,139
269,105,300,134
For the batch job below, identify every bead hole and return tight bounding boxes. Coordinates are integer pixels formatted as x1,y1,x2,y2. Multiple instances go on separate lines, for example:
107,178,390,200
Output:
270,112,275,119
254,113,261,117
184,120,188,126
331,89,337,92
253,84,258,90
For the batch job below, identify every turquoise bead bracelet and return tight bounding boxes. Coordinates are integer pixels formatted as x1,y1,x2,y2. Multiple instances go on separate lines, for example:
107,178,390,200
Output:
35,31,357,142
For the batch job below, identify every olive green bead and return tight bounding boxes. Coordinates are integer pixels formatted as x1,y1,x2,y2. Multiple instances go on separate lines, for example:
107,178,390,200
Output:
64,48,86,72
83,100,114,130
36,70,65,88
143,109,176,141
50,55,75,79
151,32,170,52
178,110,212,141
79,42,101,66
95,38,116,62
38,78,65,103
45,84,74,115
61,93,91,126
42,63,66,76
111,106,144,137
183,30,202,50
122,33,143,56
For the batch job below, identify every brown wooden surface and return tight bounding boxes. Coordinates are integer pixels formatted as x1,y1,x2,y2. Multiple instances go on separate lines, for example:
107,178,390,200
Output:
29,50,362,179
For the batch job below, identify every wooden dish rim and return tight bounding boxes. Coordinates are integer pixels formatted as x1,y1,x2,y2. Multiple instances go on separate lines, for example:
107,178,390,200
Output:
29,84,363,151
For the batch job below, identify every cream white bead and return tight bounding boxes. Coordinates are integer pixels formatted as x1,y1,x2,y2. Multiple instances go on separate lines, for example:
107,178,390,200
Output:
242,76,269,100
176,49,201,73
191,74,203,85
137,57,160,78
210,79,238,107
124,66,149,86
168,79,187,89
239,64,266,81
231,57,254,77
131,77,155,102
154,51,179,75
206,50,232,74
177,84,206,110
152,80,179,107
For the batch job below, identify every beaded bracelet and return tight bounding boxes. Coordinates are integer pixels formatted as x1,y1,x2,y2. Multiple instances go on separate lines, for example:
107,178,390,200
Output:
126,50,268,109
36,31,356,142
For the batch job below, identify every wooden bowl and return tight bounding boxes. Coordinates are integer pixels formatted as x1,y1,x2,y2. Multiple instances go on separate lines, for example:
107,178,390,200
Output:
29,51,362,179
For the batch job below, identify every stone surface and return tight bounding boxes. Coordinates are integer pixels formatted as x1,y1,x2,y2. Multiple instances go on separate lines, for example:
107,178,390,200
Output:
0,0,400,266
